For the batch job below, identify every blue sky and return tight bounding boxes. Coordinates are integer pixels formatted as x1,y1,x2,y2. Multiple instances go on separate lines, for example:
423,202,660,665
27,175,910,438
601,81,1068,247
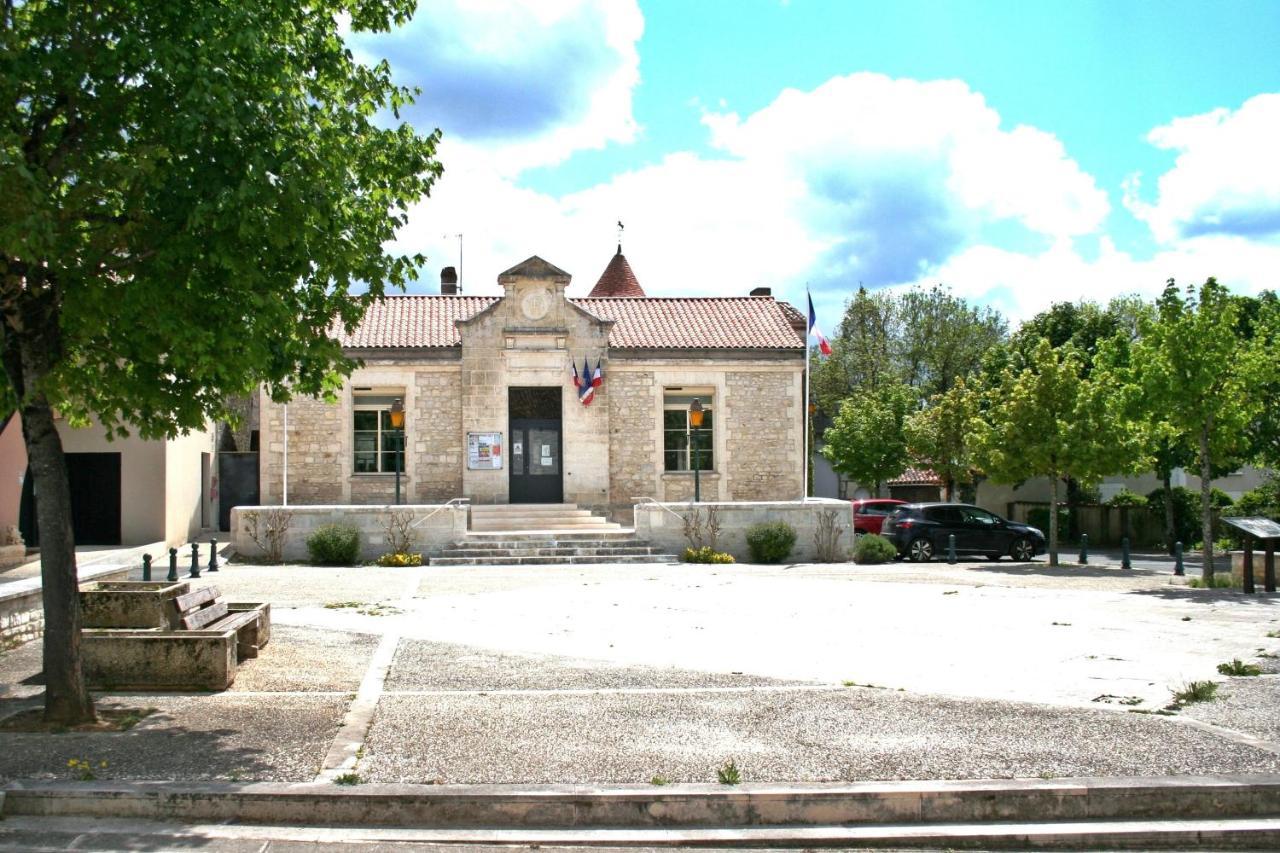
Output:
348,0,1280,323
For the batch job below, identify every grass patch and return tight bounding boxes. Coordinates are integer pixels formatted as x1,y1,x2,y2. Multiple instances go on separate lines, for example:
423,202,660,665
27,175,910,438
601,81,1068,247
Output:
0,706,157,734
1171,680,1219,707
323,601,402,616
1267,630,1280,639
716,758,741,785
1217,659,1262,677
1188,574,1236,589
650,775,671,786
333,772,362,786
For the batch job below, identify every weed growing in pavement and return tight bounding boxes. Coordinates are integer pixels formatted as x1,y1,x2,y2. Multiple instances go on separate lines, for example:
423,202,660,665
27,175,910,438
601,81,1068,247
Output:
1267,630,1280,639
716,759,741,785
1182,616,1192,621
334,772,362,785
1051,621,1072,626
116,707,157,730
324,601,402,616
67,758,107,781
650,775,670,786
1092,694,1143,706
1188,575,1236,589
1217,659,1262,676
1129,708,1177,716
1171,680,1219,707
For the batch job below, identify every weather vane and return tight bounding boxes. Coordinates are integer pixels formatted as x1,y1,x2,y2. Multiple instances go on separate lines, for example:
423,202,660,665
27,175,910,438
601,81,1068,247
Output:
617,220,624,253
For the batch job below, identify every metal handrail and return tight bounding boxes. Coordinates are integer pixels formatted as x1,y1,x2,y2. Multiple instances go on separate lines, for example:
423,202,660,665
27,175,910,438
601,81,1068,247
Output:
631,495,690,524
408,497,471,529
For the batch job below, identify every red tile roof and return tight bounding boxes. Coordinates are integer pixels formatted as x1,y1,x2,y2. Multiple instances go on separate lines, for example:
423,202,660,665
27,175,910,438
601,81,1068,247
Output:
339,295,805,351
588,249,646,297
889,467,943,486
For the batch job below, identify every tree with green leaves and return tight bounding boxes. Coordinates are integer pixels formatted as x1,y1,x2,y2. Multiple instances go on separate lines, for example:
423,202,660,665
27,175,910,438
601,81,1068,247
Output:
2,0,441,724
973,338,1145,565
904,378,980,501
1130,280,1277,582
821,382,915,497
811,286,897,412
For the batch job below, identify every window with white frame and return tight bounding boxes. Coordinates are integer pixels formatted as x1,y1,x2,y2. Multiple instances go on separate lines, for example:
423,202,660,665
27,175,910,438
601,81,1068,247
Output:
353,394,406,474
663,391,714,472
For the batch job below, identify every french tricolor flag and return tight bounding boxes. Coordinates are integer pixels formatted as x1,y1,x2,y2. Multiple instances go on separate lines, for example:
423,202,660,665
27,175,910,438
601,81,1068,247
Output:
808,293,832,357
579,357,597,405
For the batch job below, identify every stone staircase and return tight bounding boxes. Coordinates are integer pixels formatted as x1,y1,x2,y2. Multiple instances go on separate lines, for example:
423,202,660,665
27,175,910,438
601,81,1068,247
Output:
432,531,679,566
469,502,622,533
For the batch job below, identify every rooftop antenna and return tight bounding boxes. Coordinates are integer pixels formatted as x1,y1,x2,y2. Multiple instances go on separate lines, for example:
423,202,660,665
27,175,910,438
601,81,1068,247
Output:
616,220,624,255
443,233,462,292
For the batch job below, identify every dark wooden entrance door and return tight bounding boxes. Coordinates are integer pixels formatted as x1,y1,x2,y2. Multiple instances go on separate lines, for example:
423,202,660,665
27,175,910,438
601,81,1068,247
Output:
509,387,563,504
19,452,122,546
217,451,260,532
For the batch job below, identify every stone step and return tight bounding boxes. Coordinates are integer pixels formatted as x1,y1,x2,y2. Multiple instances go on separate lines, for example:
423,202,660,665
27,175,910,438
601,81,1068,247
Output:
470,517,618,529
463,529,639,542
470,522,624,533
470,503,579,514
6,815,1280,851
472,509,596,520
430,554,680,566
9,776,1280,828
439,546,664,558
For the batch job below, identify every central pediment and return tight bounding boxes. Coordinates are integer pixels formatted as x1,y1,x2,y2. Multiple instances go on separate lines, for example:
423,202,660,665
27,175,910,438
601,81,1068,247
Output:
497,256,572,285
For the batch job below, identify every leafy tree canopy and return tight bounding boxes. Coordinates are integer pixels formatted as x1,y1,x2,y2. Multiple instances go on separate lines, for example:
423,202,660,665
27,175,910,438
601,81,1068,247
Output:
820,381,915,492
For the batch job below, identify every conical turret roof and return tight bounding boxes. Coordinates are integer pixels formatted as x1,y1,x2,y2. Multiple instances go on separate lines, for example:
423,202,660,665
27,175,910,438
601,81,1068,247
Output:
588,247,646,297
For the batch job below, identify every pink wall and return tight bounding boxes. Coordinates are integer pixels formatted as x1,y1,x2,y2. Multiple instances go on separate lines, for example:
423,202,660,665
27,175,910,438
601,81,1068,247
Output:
0,415,27,533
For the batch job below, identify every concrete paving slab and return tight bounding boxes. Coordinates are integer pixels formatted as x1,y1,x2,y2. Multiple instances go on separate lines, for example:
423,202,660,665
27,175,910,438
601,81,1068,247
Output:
1181,674,1280,743
0,693,349,783
385,638,808,691
229,625,379,693
359,688,1280,784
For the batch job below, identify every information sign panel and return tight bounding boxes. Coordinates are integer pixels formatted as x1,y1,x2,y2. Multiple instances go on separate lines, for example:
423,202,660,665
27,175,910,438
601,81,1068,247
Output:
467,432,503,470
1221,517,1280,540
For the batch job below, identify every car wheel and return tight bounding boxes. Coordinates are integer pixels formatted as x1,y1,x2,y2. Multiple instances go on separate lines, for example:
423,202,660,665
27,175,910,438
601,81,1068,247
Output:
908,537,934,562
1011,537,1036,562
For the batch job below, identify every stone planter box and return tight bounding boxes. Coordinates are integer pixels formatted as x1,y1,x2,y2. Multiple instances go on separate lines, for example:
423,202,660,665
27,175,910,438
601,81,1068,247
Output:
80,581,190,629
0,544,26,568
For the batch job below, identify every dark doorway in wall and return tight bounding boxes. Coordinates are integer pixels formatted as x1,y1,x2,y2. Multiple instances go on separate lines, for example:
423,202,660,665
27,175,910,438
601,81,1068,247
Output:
19,452,122,546
217,452,260,532
508,387,563,504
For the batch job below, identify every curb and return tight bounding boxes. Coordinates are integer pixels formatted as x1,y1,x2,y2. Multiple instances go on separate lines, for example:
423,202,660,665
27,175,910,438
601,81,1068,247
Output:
5,774,1280,828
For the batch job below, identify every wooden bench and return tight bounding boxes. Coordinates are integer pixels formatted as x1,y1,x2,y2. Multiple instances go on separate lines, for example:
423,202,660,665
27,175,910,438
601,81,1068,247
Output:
169,586,268,659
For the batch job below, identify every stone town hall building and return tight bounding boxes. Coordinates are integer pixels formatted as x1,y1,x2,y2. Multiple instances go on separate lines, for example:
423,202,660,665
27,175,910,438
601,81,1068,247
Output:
259,251,806,521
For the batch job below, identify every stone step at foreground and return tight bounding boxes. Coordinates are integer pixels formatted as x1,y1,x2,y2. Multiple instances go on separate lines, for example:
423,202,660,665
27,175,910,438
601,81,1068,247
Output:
6,815,1280,851
470,520,622,531
470,502,579,513
463,529,638,540
439,546,664,558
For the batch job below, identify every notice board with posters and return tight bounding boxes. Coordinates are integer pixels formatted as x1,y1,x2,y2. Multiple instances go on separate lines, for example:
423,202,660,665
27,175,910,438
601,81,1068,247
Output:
467,432,503,470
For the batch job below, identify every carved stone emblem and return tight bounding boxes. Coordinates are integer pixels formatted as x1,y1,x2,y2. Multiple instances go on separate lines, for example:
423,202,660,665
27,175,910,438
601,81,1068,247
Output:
520,287,551,321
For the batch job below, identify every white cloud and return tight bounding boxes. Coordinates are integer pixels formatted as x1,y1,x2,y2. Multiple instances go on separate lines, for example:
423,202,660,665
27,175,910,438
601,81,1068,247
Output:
350,0,643,173
1126,93,1280,243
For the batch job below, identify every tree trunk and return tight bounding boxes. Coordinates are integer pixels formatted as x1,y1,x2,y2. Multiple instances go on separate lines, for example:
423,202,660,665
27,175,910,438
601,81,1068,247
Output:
1162,471,1176,555
1199,423,1215,583
1048,474,1060,567
5,277,97,726
945,478,955,502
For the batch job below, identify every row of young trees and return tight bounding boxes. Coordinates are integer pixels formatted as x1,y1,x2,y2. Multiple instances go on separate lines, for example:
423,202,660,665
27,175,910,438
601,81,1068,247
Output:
818,280,1280,571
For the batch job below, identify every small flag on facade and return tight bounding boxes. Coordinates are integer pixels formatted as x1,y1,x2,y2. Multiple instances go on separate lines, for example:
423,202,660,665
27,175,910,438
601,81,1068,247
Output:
571,360,581,389
808,293,833,357
591,359,603,388
579,357,596,405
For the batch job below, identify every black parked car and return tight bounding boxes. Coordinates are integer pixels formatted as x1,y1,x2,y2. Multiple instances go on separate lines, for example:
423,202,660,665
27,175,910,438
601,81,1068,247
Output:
880,503,1045,562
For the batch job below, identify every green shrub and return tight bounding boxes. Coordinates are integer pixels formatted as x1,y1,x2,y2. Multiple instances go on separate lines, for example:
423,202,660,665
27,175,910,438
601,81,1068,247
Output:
1106,489,1148,508
683,546,735,564
376,552,422,567
853,534,897,564
1210,487,1235,508
306,524,360,565
1232,479,1280,520
745,521,796,563
1027,506,1070,536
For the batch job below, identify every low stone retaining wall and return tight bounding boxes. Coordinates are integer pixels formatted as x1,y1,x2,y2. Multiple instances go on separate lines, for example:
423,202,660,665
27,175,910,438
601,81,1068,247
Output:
231,504,469,562
1,564,133,646
633,499,854,563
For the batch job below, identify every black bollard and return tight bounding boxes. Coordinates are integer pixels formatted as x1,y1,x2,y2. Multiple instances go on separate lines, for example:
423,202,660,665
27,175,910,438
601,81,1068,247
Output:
167,547,178,582
1174,541,1185,577
208,538,219,573
142,554,152,582
189,542,201,579
1244,540,1255,594
1121,537,1131,571
1078,533,1089,565
947,534,957,564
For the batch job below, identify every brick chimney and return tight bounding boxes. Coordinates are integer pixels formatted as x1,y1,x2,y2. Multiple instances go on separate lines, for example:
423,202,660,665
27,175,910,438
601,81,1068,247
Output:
440,266,458,295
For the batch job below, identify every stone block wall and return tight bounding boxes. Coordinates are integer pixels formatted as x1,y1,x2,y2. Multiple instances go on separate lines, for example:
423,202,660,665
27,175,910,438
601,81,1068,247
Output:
725,371,802,501
634,499,854,563
231,504,468,562
261,393,344,504
1,565,132,645
415,371,464,501
608,369,658,517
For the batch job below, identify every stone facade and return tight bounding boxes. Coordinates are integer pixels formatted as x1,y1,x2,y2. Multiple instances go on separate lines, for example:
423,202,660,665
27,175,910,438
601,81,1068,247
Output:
257,257,805,516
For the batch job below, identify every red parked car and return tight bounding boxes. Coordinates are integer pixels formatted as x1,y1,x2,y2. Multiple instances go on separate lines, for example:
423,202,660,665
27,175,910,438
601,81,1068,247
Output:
851,498,906,536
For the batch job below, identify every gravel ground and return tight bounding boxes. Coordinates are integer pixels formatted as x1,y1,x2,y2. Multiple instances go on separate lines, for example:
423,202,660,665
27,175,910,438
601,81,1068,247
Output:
359,688,1280,785
0,693,349,783
208,562,420,609
385,638,807,691
1181,674,1280,742
230,626,379,693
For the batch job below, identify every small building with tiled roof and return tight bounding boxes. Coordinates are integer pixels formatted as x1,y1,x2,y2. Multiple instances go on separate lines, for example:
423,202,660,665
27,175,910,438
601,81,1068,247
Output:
259,253,806,518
